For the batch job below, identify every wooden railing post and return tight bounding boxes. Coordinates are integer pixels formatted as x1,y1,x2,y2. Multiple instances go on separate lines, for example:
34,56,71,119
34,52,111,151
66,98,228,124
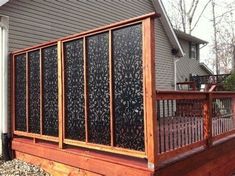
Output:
143,17,157,170
57,41,63,149
203,93,212,147
232,97,235,128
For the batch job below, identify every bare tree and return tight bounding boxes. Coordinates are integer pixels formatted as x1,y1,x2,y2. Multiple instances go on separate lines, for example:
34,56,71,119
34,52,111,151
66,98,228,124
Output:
211,1,235,74
211,0,219,74
166,0,212,34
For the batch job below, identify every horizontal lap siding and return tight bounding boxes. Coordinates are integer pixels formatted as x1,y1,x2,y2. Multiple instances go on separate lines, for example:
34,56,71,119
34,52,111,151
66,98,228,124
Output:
155,18,174,90
177,39,208,82
0,0,155,51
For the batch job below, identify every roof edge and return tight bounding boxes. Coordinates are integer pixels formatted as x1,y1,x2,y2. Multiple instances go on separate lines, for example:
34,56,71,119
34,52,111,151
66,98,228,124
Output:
151,0,184,57
0,0,9,6
174,29,208,44
200,63,214,75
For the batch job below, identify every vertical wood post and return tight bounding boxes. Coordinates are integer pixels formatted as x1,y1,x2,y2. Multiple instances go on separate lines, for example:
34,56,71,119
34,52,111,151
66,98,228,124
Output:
84,37,88,143
26,52,29,132
11,54,15,134
143,17,157,170
232,97,235,128
57,41,63,149
203,93,212,147
109,30,114,147
39,49,43,135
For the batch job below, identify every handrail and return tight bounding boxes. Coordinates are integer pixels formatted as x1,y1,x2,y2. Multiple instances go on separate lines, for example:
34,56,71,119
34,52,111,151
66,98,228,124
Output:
156,90,235,162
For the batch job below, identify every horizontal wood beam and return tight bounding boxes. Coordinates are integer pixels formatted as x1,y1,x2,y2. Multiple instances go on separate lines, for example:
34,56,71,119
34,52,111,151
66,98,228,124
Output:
12,138,153,176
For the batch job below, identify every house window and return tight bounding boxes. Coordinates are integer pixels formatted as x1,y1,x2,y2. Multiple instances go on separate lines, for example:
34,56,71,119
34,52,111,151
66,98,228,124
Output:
189,43,199,60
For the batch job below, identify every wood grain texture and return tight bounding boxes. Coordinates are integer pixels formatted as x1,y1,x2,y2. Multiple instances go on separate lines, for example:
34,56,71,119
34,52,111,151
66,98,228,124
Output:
143,17,157,169
26,52,29,132
39,48,43,135
12,138,153,176
12,55,16,133
57,41,63,149
15,151,102,176
156,135,235,176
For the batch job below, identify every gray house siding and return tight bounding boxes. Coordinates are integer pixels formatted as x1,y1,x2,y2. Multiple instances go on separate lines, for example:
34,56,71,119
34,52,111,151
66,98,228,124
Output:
0,0,176,90
177,38,208,82
0,0,154,51
155,18,174,90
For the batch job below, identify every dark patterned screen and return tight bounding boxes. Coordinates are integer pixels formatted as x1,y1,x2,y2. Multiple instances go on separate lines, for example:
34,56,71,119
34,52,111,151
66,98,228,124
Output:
64,39,85,141
42,46,58,136
28,50,40,134
113,24,144,151
15,54,27,131
87,33,111,145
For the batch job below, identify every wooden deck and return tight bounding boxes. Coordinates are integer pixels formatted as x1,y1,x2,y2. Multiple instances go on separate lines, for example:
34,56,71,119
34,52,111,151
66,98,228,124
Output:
9,13,235,176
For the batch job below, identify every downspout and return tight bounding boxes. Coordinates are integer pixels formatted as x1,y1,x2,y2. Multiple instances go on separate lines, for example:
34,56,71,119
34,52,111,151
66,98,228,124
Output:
174,58,180,90
0,18,11,161
0,24,3,157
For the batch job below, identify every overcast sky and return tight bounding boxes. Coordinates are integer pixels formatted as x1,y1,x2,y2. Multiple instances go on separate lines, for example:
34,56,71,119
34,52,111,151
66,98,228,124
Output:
162,0,235,70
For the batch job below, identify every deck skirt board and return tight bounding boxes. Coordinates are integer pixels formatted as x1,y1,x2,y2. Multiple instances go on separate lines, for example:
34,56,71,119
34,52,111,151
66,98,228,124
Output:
12,138,153,176
15,152,103,176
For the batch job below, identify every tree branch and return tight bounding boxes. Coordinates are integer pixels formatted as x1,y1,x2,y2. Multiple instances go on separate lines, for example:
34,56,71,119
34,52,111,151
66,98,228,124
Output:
191,0,212,31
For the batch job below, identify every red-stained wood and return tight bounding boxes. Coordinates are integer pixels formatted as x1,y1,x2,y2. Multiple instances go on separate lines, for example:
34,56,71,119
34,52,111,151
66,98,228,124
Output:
39,48,43,135
108,30,114,147
16,152,103,176
212,129,235,142
156,135,235,176
12,138,153,176
26,52,29,132
14,131,59,142
158,140,205,162
83,37,88,143
211,92,235,99
203,94,211,147
143,17,157,170
57,41,63,149
61,41,66,148
63,139,145,158
156,91,207,100
12,55,16,133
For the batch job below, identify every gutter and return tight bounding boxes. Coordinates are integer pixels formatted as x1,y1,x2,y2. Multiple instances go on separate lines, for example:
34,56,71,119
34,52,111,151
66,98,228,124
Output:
174,58,180,90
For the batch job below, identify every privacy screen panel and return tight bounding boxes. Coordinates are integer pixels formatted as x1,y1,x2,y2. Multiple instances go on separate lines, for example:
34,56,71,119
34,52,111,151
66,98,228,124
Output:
87,33,111,145
28,50,40,134
112,24,144,151
64,39,86,141
15,54,27,131
42,46,58,136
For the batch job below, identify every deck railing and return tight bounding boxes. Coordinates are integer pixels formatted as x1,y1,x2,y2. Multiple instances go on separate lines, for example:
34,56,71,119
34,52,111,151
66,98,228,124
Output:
10,12,235,170
156,91,235,161
190,74,231,90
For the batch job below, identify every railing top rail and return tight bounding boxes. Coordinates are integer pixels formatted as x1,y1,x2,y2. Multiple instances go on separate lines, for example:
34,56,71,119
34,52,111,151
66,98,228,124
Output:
191,74,231,78
156,90,235,100
156,90,207,100
11,12,158,55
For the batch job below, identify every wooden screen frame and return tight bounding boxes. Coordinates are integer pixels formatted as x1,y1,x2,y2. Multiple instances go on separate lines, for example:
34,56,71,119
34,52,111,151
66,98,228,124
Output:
11,13,158,161
12,43,59,143
61,21,147,158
